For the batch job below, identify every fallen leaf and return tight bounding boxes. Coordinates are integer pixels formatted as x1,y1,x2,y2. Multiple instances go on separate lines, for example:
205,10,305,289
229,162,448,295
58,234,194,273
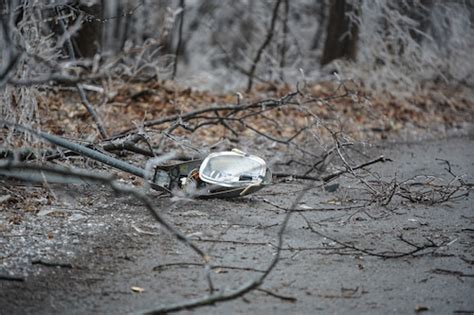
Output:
131,286,145,293
415,305,429,312
323,199,342,205
37,209,56,217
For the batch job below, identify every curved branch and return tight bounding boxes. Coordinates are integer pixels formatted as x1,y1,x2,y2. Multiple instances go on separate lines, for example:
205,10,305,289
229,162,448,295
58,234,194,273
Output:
140,184,315,315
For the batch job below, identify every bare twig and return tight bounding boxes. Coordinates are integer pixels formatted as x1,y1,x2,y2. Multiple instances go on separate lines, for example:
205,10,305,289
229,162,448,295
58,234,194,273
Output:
0,274,25,282
215,39,276,88
381,176,398,206
140,180,316,314
396,172,469,205
32,259,73,268
334,143,378,194
273,155,391,183
322,155,391,182
153,262,266,273
76,84,109,139
300,214,439,259
246,0,283,92
257,288,297,302
113,92,298,136
430,268,474,278
193,239,268,246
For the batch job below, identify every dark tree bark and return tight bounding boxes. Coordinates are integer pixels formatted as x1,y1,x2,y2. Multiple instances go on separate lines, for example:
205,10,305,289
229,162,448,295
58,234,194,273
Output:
74,3,103,58
320,0,359,66
172,0,185,79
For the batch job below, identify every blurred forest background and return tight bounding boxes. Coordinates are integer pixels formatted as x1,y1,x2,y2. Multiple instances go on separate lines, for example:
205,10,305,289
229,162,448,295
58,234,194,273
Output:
2,2,474,314
0,0,473,139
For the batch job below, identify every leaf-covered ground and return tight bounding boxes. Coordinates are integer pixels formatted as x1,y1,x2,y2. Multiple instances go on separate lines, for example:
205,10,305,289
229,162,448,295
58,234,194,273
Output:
35,81,473,141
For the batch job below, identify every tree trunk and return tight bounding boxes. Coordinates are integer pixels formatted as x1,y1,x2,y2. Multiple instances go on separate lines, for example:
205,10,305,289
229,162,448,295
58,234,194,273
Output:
320,0,359,66
311,0,327,50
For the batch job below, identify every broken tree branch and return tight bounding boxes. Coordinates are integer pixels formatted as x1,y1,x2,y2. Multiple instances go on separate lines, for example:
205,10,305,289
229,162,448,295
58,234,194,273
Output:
76,84,109,139
273,155,391,183
0,162,209,262
113,92,298,136
322,155,391,182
